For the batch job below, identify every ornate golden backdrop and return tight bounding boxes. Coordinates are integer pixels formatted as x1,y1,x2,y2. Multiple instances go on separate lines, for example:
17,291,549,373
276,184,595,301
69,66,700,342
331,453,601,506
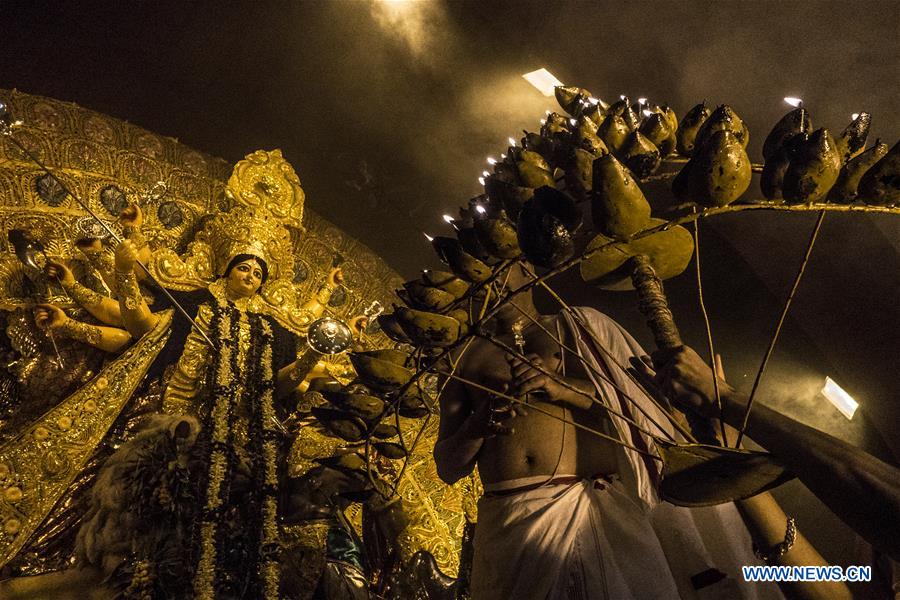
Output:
0,88,475,577
0,88,404,313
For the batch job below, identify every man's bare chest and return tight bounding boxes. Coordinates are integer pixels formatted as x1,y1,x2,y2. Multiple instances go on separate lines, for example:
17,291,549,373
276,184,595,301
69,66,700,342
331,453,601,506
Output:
462,322,569,388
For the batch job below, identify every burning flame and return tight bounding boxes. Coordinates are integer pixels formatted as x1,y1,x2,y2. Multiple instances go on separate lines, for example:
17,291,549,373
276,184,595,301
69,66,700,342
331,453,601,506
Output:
478,177,485,185
851,113,860,120
508,137,517,146
569,118,577,126
442,214,454,224
784,97,803,107
588,97,600,105
642,109,653,117
475,204,487,214
539,119,546,125
487,157,497,165
423,233,434,242
482,170,489,177
638,97,647,105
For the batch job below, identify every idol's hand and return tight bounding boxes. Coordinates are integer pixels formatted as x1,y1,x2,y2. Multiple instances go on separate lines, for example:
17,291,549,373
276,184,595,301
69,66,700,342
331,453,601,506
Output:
119,203,144,228
44,258,75,286
34,303,68,331
328,267,344,287
348,315,368,338
114,239,139,273
281,412,304,436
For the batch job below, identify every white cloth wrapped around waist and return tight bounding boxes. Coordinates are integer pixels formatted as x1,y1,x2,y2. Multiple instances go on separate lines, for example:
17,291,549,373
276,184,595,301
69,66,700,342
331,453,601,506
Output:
471,476,680,600
469,308,784,600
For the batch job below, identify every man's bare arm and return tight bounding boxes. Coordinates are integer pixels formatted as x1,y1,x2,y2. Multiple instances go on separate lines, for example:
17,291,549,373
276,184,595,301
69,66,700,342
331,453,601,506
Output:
738,491,851,599
724,394,899,561
433,376,485,485
657,346,900,561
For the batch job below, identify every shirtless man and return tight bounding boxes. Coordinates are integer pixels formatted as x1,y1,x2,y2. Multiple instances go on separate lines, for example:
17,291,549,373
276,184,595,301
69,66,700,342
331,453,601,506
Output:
433,268,617,491
433,263,684,599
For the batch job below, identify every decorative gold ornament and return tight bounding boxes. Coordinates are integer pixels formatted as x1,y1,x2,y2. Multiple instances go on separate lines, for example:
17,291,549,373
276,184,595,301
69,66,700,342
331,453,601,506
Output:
148,150,302,284
0,89,468,583
225,148,305,232
0,310,173,567
149,149,318,332
204,207,294,279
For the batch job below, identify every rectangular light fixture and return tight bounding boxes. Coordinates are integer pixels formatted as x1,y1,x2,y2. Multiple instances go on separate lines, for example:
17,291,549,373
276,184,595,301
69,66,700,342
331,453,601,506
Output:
522,68,563,97
821,377,859,420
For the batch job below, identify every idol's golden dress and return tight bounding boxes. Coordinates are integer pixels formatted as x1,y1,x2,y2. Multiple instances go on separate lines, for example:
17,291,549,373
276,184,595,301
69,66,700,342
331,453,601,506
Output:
0,91,477,599
51,149,347,598
75,294,306,598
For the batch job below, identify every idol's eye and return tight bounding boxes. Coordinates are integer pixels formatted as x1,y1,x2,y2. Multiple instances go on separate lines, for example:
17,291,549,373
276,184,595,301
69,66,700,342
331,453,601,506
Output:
237,264,249,272
253,270,262,279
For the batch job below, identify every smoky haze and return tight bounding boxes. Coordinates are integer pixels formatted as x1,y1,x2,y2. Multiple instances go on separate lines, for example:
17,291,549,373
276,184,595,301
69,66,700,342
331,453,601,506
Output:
3,0,895,276
1,0,898,574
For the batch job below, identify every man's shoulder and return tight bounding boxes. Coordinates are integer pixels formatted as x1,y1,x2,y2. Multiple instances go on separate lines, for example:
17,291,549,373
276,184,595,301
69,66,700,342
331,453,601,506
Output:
564,306,646,357
446,335,494,369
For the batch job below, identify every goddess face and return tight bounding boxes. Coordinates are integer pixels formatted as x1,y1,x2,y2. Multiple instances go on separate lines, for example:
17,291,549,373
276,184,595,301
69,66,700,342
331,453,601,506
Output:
225,258,265,299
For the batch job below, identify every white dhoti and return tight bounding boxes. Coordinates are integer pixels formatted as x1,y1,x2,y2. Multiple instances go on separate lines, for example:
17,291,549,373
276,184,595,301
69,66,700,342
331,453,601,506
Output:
471,477,680,600
469,308,784,600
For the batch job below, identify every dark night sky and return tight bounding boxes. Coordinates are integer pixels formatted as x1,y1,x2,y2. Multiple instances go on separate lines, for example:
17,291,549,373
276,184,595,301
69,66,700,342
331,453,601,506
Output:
2,0,899,569
4,1,897,277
